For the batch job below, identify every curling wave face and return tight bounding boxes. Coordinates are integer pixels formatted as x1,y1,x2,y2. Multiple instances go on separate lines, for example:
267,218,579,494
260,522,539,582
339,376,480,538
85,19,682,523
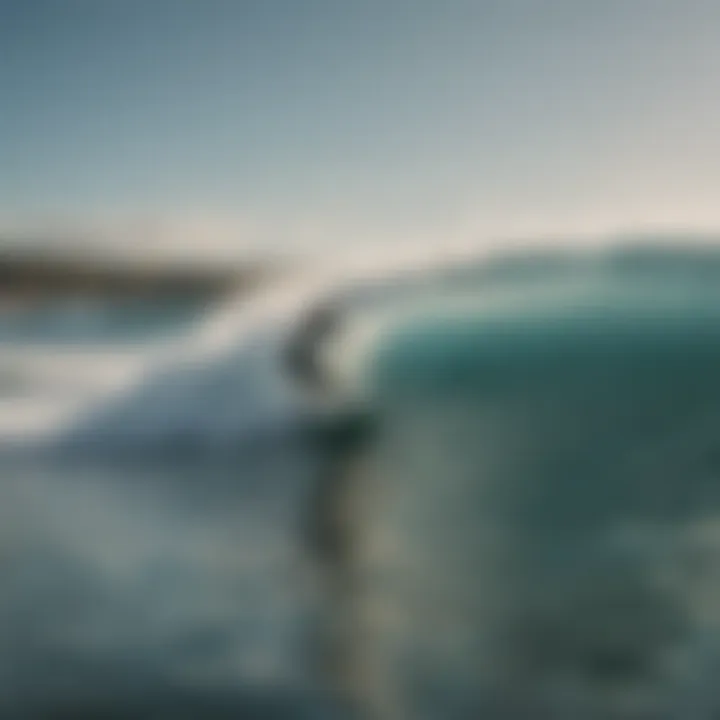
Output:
329,248,720,719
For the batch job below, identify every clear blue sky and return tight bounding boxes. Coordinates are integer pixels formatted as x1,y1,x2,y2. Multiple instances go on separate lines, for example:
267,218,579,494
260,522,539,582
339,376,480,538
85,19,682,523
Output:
3,0,720,252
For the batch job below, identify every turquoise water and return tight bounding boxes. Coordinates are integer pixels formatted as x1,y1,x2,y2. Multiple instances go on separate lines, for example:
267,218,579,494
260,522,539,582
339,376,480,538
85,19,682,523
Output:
347,266,720,719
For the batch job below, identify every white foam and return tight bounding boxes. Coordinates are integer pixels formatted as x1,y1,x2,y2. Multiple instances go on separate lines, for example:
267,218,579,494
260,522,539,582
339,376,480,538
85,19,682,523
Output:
0,241,504,449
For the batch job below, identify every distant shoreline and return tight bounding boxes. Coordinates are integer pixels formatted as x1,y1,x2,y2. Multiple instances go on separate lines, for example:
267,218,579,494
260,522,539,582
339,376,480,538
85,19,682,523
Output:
0,250,280,304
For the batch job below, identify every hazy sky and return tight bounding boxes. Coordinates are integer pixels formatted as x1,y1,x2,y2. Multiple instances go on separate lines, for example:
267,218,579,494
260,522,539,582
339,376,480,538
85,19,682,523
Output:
3,0,720,253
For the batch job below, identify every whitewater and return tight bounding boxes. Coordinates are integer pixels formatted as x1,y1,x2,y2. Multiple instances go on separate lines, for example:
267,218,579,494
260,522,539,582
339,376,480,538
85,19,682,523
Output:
0,241,490,451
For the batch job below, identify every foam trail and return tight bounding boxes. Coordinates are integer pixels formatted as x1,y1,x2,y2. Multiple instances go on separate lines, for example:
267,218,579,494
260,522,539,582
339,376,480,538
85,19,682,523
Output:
35,260,361,451
0,239,523,451
0,345,155,443
47,244,479,451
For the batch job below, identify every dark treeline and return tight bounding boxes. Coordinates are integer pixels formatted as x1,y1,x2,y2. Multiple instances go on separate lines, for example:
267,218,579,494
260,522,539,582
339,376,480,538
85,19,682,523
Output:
0,251,279,303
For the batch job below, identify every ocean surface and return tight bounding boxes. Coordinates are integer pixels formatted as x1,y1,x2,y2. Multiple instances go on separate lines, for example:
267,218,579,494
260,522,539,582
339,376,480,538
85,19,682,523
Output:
0,285,356,717
4,247,720,718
